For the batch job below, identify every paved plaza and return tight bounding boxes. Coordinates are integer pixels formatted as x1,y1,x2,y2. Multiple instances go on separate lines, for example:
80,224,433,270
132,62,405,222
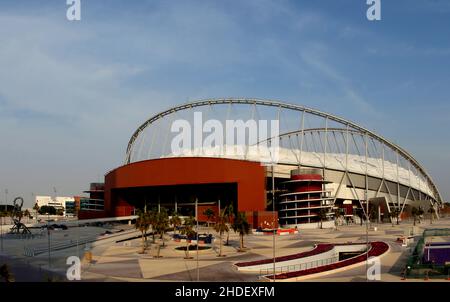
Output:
1,217,449,282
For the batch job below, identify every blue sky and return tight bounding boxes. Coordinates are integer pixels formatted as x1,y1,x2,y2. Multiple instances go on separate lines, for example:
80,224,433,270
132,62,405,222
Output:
0,0,449,207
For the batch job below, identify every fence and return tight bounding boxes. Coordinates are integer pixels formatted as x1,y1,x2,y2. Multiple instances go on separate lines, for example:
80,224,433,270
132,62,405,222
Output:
22,229,137,257
405,228,450,279
259,256,338,276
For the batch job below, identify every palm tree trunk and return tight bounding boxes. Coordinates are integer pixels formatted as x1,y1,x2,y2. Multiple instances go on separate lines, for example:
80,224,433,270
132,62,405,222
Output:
226,231,229,246
141,231,145,252
219,232,223,256
161,232,165,247
185,241,190,259
240,233,244,250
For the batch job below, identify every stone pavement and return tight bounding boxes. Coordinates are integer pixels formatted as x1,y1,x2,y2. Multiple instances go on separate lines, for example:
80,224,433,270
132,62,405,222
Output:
1,217,449,282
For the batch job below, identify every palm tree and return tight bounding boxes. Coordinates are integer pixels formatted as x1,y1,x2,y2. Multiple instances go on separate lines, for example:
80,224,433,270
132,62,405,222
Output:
317,208,328,229
33,203,40,221
334,208,341,230
148,210,158,243
369,206,378,223
203,208,215,230
155,208,169,247
214,210,229,257
417,206,424,224
428,207,435,224
135,210,150,253
180,216,196,259
389,210,396,227
232,212,251,251
224,204,234,246
391,208,401,225
412,207,418,226
170,213,182,234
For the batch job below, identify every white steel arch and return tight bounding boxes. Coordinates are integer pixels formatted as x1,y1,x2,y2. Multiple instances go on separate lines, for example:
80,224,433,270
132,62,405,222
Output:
125,98,442,205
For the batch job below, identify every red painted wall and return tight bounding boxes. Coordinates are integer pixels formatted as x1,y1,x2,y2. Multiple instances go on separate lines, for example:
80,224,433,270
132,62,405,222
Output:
104,157,266,217
244,211,278,229
291,174,323,193
78,210,108,220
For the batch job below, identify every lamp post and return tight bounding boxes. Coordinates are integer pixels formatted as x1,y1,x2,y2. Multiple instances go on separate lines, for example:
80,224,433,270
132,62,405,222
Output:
195,197,199,281
1,214,3,253
272,164,276,281
47,211,51,269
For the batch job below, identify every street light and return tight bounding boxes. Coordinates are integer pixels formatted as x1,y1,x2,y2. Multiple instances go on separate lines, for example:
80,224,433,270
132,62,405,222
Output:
195,197,199,282
1,214,3,253
272,164,276,281
47,211,51,269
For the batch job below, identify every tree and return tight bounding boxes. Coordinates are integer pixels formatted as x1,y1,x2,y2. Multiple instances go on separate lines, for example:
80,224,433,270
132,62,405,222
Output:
356,209,364,226
417,206,424,224
334,208,342,230
0,264,14,282
38,205,56,215
135,210,151,253
56,208,64,216
214,210,229,257
180,216,196,259
170,213,182,234
147,210,158,243
232,212,251,251
369,206,378,223
224,204,235,246
33,203,40,220
412,207,419,226
203,208,215,230
155,208,169,247
428,207,435,224
317,208,328,229
391,208,401,225
389,210,396,227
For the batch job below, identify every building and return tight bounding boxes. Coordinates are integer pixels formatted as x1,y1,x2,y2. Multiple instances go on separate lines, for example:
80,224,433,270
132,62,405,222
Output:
80,98,443,229
77,183,107,219
35,195,75,216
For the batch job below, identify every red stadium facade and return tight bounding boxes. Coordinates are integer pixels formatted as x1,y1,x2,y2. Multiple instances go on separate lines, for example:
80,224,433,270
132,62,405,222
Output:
79,157,278,228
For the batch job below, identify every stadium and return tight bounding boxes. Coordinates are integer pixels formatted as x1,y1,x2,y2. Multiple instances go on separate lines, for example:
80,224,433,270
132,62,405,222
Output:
80,98,443,229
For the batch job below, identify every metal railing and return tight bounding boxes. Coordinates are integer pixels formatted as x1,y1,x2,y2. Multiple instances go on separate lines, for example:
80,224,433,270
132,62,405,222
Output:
23,229,137,257
259,256,339,276
405,228,450,278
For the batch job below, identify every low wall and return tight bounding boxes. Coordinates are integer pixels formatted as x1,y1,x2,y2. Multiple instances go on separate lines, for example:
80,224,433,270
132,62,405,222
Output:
268,243,390,282
237,244,367,272
283,220,335,230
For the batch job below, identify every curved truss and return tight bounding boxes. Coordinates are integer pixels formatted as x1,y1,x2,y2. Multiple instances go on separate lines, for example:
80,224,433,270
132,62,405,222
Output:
125,98,442,204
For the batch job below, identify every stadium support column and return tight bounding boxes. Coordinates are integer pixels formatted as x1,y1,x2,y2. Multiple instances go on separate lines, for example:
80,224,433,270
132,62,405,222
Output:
396,151,400,209
299,110,305,170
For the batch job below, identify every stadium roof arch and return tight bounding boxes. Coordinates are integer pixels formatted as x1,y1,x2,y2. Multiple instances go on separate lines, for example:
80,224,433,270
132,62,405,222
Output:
124,98,442,206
